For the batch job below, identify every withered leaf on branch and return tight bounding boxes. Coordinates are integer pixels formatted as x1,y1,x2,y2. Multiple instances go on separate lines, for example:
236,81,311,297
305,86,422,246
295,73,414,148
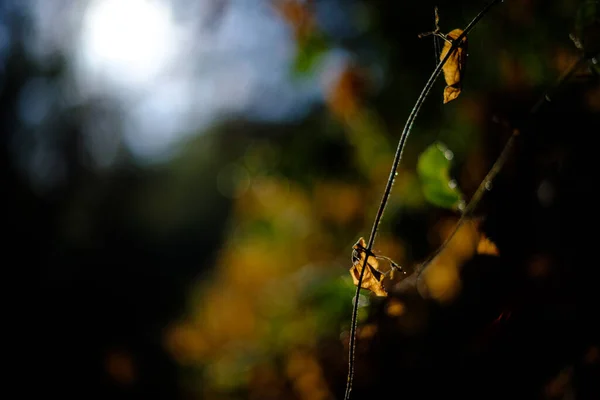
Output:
440,29,468,104
350,238,388,297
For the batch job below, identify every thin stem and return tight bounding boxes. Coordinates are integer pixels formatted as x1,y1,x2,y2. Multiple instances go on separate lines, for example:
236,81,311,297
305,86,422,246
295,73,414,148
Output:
415,53,594,277
366,0,500,253
343,2,502,399
376,255,404,272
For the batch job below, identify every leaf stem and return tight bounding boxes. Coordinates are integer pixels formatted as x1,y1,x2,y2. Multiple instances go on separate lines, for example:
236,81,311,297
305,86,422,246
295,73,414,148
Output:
343,1,502,399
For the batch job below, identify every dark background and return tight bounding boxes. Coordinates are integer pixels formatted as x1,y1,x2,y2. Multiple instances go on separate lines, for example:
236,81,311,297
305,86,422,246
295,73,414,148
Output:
4,0,599,399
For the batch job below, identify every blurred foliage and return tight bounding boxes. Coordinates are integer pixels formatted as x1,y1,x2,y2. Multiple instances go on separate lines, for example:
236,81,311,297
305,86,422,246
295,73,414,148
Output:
5,0,599,399
274,0,331,75
417,217,499,303
293,30,330,75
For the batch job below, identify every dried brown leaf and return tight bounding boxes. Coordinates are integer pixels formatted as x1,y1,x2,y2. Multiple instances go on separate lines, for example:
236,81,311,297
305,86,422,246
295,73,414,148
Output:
350,238,388,297
440,29,468,104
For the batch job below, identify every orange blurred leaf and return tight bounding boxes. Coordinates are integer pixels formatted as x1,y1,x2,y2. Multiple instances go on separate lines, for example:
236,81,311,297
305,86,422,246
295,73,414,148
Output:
326,64,370,121
472,219,500,256
437,217,500,259
477,233,499,256
440,29,468,104
385,298,406,317
273,0,314,39
420,218,499,302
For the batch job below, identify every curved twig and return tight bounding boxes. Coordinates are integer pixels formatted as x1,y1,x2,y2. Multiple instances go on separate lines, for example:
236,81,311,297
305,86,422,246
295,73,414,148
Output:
344,2,502,399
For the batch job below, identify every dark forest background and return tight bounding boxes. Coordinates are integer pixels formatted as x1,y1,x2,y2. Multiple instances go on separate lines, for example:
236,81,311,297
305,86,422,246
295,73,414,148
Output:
3,0,599,399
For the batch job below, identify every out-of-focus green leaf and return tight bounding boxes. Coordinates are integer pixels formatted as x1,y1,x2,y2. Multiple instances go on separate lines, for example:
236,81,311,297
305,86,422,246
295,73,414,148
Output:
292,32,329,75
417,141,464,211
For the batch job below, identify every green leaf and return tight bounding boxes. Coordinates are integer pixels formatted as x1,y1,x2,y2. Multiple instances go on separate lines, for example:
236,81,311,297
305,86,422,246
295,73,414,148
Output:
417,141,464,211
292,32,329,76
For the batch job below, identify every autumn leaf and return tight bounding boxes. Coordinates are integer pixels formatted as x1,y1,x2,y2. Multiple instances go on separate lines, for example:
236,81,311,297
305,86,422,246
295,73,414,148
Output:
272,0,314,39
472,219,500,256
477,233,499,256
326,64,370,120
349,237,388,297
418,217,499,303
436,217,500,260
440,29,468,103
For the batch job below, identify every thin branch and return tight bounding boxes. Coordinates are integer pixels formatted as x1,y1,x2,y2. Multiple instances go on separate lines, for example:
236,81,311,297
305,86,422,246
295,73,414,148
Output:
365,0,501,255
343,2,502,399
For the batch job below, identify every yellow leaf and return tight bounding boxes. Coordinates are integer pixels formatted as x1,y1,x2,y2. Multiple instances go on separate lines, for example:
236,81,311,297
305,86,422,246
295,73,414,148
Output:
420,254,462,303
472,219,500,256
419,218,499,303
440,29,468,104
349,238,388,297
437,217,500,259
477,234,499,256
